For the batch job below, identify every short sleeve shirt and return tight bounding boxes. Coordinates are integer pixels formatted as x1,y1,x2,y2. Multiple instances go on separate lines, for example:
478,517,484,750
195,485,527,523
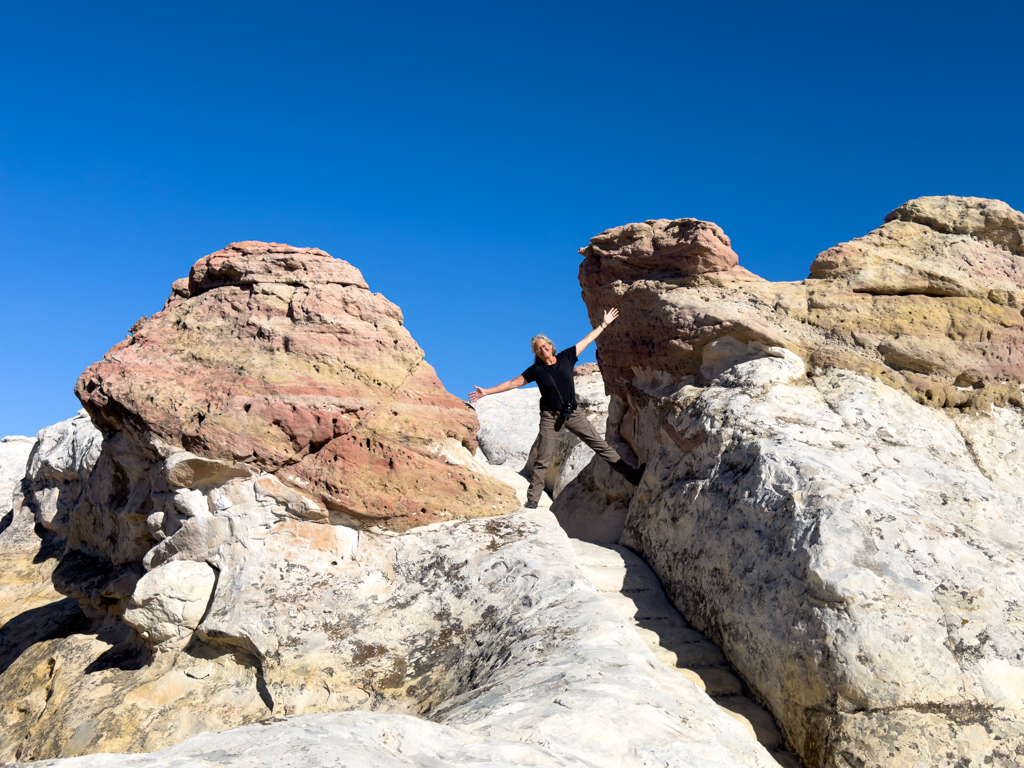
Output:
522,347,578,413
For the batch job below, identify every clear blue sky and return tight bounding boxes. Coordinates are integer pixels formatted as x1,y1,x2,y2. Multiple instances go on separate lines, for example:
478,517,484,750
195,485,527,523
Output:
2,1,1022,437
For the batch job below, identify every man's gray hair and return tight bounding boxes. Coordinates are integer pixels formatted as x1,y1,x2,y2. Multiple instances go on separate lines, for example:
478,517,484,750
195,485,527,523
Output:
531,334,555,363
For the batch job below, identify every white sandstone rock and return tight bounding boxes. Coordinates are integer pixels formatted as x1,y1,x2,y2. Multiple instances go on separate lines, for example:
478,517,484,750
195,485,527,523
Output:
15,411,102,537
123,559,217,646
474,371,611,500
605,362,1024,766
6,431,778,766
0,435,35,515
23,711,591,768
472,386,541,468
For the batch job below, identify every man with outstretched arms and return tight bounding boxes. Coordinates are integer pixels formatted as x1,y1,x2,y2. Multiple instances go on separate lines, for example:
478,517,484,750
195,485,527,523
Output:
469,308,646,509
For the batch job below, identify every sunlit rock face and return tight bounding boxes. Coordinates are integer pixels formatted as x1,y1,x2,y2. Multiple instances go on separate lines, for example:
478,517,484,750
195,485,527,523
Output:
580,198,1024,411
571,197,1024,767
474,365,611,495
75,241,514,534
0,244,779,768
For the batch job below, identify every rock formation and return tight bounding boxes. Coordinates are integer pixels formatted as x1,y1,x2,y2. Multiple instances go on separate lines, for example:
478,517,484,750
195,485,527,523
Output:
0,243,779,767
0,436,35,516
580,197,1024,411
571,196,1024,766
76,242,512,533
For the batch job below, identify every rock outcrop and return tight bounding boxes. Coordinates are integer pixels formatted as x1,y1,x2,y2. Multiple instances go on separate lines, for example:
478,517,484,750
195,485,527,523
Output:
580,197,1024,411
571,196,1024,766
76,242,512,533
0,436,35,516
0,243,779,767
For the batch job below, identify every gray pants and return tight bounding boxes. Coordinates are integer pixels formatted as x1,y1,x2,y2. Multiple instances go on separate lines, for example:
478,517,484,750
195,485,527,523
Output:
527,410,621,504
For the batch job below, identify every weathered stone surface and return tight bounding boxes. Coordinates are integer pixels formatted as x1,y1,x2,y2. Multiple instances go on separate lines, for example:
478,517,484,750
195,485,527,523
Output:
3,474,777,767
2,241,774,767
474,367,614,503
0,436,34,516
123,560,217,646
576,355,1024,765
475,368,607,473
568,198,1024,766
582,218,743,285
580,196,1024,411
472,386,541,468
15,412,102,539
75,241,512,532
23,711,589,768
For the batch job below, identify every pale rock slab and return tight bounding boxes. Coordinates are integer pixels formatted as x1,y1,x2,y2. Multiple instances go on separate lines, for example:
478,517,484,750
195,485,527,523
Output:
4,440,777,767
473,386,541,468
608,358,1024,767
0,435,35,515
123,559,217,646
22,711,589,768
14,412,102,539
474,369,612,500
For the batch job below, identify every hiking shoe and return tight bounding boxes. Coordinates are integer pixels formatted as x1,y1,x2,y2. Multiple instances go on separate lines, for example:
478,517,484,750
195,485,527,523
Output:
611,459,647,485
524,501,539,509
631,463,647,485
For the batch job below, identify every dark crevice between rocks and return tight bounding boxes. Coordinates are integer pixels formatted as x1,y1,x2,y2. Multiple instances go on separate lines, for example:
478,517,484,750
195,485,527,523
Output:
254,664,274,712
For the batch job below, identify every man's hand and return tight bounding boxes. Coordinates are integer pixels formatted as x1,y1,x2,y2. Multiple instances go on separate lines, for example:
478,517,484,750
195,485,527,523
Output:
602,307,619,326
468,386,486,403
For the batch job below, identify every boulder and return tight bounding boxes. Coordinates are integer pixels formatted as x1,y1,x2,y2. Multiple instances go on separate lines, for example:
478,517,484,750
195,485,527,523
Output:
579,197,1024,411
569,197,1024,766
76,241,513,533
474,367,613,500
122,559,218,646
15,411,102,539
475,367,608,470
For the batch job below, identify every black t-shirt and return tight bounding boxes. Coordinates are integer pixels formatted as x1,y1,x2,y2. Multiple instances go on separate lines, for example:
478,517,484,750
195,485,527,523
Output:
522,347,577,413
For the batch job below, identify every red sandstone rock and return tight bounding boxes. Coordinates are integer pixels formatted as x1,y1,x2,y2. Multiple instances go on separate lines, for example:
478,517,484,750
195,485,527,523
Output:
580,219,742,292
76,242,512,531
580,197,1024,410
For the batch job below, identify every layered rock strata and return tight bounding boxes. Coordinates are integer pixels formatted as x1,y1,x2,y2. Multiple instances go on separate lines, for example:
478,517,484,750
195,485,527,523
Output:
76,242,512,533
571,196,1024,766
580,197,1024,411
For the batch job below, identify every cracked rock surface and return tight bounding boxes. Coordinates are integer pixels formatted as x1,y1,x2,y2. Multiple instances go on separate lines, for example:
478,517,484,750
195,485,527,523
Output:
75,241,513,533
0,244,778,766
569,197,1024,766
1,437,778,766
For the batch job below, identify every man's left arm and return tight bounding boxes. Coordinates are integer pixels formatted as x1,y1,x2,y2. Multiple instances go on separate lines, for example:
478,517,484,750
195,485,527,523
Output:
575,308,619,356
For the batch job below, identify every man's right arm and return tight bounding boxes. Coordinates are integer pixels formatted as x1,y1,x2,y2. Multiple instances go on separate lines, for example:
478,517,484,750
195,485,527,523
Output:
468,375,526,403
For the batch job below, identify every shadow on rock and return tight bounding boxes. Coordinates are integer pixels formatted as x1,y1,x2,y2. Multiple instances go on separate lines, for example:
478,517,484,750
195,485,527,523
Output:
0,598,87,676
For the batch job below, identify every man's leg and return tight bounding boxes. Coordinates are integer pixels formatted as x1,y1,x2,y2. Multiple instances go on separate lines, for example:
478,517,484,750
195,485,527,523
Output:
564,411,621,464
526,412,559,505
565,411,646,485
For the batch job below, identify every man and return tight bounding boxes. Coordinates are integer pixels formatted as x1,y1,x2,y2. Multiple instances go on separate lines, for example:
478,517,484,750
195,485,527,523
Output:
468,307,645,509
